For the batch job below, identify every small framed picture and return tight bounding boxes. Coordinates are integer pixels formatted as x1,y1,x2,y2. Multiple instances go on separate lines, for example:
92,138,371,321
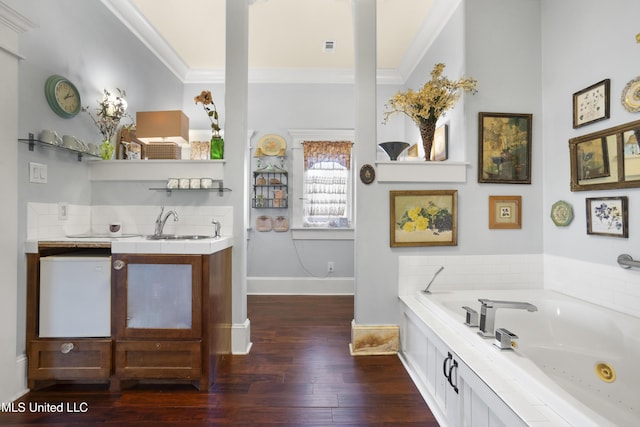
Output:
390,190,457,247
478,112,532,184
586,196,628,238
573,79,610,129
489,195,522,229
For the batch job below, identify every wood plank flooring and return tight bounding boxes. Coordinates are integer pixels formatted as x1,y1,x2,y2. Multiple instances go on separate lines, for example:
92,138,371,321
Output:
1,295,438,426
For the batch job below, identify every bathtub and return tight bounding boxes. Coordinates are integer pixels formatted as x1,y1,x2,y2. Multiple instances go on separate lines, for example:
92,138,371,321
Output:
399,289,640,426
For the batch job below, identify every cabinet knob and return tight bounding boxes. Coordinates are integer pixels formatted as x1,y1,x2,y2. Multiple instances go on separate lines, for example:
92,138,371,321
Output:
60,342,74,354
113,259,125,270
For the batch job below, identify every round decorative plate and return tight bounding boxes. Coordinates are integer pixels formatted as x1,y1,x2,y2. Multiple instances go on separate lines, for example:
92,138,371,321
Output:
621,76,640,112
257,134,287,156
359,164,375,184
550,200,573,226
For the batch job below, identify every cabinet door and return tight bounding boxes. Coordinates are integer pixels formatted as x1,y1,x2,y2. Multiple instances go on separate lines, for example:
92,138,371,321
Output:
112,254,202,339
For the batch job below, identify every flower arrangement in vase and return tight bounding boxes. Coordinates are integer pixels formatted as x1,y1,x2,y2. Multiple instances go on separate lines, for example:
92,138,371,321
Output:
383,63,477,160
83,88,131,160
194,90,223,159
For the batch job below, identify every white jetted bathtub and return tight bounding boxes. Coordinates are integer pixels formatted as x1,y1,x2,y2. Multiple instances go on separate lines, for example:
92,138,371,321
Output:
399,289,640,426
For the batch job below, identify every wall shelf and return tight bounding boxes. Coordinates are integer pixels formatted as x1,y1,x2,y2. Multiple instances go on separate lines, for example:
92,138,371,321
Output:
150,182,231,196
375,161,469,183
89,159,225,181
19,133,101,162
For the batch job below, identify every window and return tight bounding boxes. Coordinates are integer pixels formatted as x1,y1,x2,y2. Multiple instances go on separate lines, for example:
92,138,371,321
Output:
290,129,355,238
302,141,352,227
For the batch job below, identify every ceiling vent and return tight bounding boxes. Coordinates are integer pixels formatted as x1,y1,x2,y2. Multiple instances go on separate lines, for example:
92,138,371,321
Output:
323,40,336,53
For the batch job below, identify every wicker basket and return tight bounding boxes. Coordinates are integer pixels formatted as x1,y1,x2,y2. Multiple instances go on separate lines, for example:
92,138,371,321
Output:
141,142,181,159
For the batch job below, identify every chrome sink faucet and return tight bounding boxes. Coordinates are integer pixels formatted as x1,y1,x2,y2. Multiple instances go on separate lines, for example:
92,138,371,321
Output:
154,206,179,236
477,299,537,338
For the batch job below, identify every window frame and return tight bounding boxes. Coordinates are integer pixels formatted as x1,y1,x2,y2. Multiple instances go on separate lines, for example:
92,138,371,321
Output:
289,129,355,240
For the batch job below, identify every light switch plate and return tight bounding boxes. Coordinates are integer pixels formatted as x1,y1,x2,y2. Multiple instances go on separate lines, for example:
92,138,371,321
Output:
29,162,47,184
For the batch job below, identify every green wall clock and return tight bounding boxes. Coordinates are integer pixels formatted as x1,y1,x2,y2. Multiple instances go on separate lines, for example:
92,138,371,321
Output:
44,75,81,118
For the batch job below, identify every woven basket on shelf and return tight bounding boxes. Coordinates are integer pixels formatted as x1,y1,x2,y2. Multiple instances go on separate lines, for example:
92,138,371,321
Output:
141,142,181,159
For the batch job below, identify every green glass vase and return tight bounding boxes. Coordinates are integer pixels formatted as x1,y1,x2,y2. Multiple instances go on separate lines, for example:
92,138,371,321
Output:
210,136,224,160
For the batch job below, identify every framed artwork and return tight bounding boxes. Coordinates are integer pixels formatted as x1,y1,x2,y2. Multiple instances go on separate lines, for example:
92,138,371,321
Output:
573,79,610,128
586,196,628,238
478,112,532,184
430,124,448,161
390,190,457,247
488,195,522,229
576,137,610,180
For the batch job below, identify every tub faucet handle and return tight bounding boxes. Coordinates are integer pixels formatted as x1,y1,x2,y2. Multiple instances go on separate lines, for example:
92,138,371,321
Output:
494,328,518,350
461,306,478,327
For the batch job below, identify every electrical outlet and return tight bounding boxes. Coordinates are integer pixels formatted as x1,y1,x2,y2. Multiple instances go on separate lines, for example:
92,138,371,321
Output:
328,261,335,273
58,202,69,221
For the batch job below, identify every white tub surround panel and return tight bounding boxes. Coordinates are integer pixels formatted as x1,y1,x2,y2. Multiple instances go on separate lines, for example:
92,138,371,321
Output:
544,254,640,318
398,254,544,296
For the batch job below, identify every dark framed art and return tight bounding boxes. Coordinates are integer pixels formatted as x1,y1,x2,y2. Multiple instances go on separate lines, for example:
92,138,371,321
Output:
478,112,532,184
586,196,628,238
488,195,522,229
390,190,457,247
573,79,610,128
576,137,610,180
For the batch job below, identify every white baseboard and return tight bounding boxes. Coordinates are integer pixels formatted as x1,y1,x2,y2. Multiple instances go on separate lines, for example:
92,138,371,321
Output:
231,319,252,355
8,354,28,402
247,276,354,295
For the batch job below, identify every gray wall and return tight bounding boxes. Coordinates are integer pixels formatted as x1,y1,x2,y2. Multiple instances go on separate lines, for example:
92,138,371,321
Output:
541,0,640,264
354,0,543,325
11,0,184,355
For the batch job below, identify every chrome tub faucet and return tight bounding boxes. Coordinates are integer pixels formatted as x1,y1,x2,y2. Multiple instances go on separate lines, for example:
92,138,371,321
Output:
477,299,537,338
154,206,179,236
422,266,444,294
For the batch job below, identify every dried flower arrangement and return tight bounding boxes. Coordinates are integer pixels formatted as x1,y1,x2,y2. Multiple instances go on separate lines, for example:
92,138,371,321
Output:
383,63,477,160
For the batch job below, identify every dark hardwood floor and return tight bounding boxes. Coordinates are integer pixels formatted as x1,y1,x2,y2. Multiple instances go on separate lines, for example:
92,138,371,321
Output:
1,295,438,426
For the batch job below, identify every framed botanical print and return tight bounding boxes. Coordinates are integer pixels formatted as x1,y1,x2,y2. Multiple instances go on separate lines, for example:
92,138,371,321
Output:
430,124,448,161
390,190,457,247
488,195,522,229
478,112,532,184
586,196,628,238
573,79,610,128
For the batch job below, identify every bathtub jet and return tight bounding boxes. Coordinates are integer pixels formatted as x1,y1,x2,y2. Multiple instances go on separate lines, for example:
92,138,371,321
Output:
477,299,538,338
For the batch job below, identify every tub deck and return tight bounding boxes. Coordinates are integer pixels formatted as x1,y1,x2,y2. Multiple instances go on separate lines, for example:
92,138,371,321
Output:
400,289,640,426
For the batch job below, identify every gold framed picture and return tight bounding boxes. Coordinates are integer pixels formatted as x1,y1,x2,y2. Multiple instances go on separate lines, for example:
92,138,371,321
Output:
390,190,457,247
489,195,522,229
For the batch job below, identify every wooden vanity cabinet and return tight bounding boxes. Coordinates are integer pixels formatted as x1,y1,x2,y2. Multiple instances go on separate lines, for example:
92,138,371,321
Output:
25,245,232,392
110,249,231,391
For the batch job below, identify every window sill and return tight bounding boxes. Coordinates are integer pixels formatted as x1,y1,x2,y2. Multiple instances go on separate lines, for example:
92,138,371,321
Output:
291,228,354,240
375,160,469,183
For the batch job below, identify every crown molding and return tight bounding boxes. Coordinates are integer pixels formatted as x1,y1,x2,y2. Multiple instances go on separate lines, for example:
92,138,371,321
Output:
100,0,190,81
397,0,462,83
0,1,37,59
101,0,447,85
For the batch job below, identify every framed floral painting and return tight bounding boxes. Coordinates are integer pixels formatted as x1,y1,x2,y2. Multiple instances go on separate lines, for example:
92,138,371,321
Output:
478,112,532,184
390,190,457,247
586,196,628,238
573,79,610,129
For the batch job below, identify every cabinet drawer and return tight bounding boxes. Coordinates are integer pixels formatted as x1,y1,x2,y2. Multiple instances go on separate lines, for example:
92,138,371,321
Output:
28,339,112,380
115,340,201,380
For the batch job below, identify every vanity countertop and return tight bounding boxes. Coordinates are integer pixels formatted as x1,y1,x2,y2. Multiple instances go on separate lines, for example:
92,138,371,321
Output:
26,235,233,255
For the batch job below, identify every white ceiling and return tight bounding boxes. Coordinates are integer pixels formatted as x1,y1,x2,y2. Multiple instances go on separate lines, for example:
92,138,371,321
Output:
102,0,459,84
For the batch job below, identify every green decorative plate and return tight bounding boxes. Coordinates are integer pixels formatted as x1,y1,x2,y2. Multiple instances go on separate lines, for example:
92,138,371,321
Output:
550,200,573,226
